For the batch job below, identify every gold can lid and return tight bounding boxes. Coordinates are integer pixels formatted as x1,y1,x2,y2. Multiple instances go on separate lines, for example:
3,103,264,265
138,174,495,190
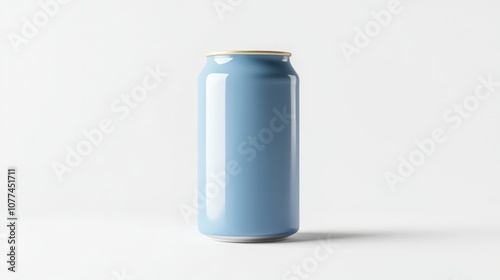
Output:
206,50,292,57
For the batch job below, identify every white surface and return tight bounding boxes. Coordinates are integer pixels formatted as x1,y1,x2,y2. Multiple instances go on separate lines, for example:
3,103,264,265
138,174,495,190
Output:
3,220,500,280
1,0,500,279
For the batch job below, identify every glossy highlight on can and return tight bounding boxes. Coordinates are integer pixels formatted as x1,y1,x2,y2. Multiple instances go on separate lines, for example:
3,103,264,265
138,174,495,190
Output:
198,50,299,242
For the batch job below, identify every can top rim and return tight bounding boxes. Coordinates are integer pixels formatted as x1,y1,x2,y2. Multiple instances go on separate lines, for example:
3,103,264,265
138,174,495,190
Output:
206,50,292,57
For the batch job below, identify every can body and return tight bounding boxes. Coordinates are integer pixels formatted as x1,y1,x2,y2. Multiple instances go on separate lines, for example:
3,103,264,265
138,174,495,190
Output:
198,52,299,242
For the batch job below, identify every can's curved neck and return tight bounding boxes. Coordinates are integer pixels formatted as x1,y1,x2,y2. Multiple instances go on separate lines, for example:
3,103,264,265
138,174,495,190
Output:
207,55,291,65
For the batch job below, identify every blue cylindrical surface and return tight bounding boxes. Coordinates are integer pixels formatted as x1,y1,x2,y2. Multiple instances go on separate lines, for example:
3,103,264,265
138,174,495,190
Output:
198,52,299,241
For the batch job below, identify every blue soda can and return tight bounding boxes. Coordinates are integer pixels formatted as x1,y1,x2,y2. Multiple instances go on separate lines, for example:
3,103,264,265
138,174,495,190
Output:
198,50,299,242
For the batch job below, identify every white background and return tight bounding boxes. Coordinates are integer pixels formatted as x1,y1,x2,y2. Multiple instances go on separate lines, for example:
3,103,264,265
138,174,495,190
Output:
1,0,500,279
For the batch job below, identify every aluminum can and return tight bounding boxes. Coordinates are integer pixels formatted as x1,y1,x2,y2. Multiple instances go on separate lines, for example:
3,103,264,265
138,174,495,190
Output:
198,50,299,242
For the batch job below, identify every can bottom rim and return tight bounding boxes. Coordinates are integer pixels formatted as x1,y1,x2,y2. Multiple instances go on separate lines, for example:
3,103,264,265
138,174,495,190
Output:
204,234,291,243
